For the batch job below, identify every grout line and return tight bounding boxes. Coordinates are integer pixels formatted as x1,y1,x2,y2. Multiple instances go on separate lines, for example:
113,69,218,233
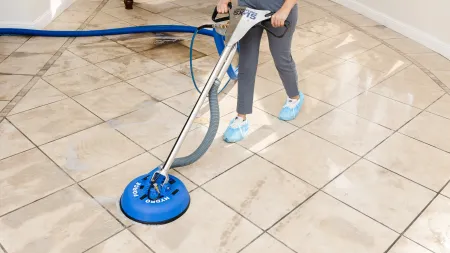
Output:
80,228,126,253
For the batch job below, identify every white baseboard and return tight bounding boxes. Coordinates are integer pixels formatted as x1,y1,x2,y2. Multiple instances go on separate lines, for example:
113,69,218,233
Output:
0,0,76,29
330,0,450,59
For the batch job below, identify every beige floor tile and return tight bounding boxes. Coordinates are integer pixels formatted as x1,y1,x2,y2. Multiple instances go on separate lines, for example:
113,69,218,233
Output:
408,53,450,71
73,82,155,120
324,159,434,232
299,16,354,37
173,55,218,84
361,26,405,40
44,50,90,76
291,29,329,51
80,153,195,226
310,0,336,6
141,43,205,67
130,188,261,253
205,156,316,229
45,21,83,31
310,30,381,60
69,41,134,63
427,94,450,119
0,54,6,63
226,76,283,102
304,109,393,155
0,52,53,75
127,68,193,100
366,133,450,191
0,42,21,55
7,99,101,145
322,61,386,89
350,45,411,74
0,101,7,111
241,234,295,253
388,237,433,253
104,6,178,25
269,192,398,253
86,13,132,30
298,73,365,106
136,0,179,13
54,10,91,23
400,112,450,153
108,102,188,150
0,120,34,160
259,129,359,187
102,0,124,10
254,90,334,127
67,0,102,12
0,74,32,100
0,36,30,44
160,6,208,22
0,148,73,215
9,79,67,115
322,4,360,16
85,230,152,253
371,66,444,109
43,65,121,96
15,37,67,54
163,89,237,123
172,0,209,7
123,13,180,26
187,2,216,15
217,109,297,152
343,14,380,26
340,92,421,129
0,185,123,253
151,127,253,185
405,195,450,253
297,5,329,25
385,38,434,54
96,53,165,80
442,184,450,198
41,123,144,181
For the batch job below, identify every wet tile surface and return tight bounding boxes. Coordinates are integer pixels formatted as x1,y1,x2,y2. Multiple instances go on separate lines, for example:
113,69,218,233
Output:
7,99,101,145
0,149,73,215
304,109,393,156
41,123,144,181
404,195,450,253
0,185,123,253
366,133,450,191
269,192,398,253
130,189,261,253
324,159,434,232
2,0,450,252
204,156,317,229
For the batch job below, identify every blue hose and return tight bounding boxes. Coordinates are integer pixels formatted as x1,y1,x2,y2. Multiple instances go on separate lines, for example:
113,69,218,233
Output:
0,25,239,94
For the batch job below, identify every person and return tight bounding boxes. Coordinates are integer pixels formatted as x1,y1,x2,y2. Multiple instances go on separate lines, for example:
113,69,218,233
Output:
217,0,303,143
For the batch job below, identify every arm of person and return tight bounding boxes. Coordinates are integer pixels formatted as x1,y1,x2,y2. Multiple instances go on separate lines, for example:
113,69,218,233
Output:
272,0,297,27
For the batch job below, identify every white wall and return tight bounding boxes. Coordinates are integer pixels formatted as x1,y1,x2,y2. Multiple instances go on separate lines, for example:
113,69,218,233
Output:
0,0,75,28
331,0,450,59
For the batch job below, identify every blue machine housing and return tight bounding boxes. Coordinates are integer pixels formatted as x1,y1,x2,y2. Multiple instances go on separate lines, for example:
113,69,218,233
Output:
120,167,190,224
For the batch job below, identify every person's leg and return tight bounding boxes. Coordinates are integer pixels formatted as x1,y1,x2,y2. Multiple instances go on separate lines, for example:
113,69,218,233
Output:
266,4,303,121
223,22,264,143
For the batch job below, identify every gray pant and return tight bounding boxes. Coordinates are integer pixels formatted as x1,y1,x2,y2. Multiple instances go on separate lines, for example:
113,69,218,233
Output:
236,0,298,114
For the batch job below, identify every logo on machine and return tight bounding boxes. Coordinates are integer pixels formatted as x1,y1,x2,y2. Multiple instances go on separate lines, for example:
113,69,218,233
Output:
145,197,170,204
132,182,141,197
233,9,257,20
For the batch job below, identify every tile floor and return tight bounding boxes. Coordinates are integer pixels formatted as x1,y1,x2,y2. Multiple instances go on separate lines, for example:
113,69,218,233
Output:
1,0,449,252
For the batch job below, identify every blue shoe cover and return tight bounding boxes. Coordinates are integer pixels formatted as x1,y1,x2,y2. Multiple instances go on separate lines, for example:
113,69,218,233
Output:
279,91,305,121
223,117,249,143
